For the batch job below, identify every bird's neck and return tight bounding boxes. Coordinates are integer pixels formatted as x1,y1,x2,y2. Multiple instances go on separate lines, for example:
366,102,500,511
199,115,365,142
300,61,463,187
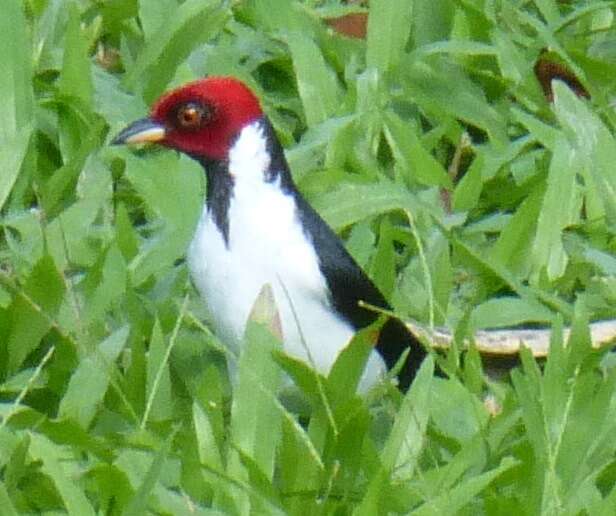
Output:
201,159,234,244
193,118,297,245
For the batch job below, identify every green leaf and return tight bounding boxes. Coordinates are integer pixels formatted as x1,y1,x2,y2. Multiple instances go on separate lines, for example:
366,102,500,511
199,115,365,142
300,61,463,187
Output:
553,81,616,225
59,326,129,428
230,285,283,480
287,32,341,126
82,244,128,326
287,115,356,180
327,324,376,403
139,0,178,40
94,67,147,131
0,0,33,141
45,154,112,269
0,125,32,212
489,184,544,277
366,0,413,73
531,136,579,281
0,367,47,394
381,355,433,479
511,108,559,152
452,232,573,318
345,221,376,268
413,457,518,515
144,318,173,423
241,0,306,33
533,0,559,25
311,180,420,230
59,3,92,106
123,152,202,285
402,61,507,145
511,348,547,464
415,40,497,58
124,0,229,102
410,437,489,502
115,202,139,261
384,111,452,188
0,482,18,516
41,121,107,217
193,401,223,470
357,358,433,513
430,378,488,443
424,231,453,323
412,0,455,46
7,255,65,375
369,219,395,296
0,0,33,211
452,153,484,212
273,351,322,405
121,435,173,516
226,285,283,513
470,296,555,329
28,433,96,516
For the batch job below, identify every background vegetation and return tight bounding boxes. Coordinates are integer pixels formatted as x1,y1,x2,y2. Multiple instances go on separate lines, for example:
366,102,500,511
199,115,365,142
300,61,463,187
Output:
1,0,616,513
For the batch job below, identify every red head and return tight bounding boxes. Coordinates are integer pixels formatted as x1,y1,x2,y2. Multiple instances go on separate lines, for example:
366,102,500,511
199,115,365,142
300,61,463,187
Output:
112,77,263,161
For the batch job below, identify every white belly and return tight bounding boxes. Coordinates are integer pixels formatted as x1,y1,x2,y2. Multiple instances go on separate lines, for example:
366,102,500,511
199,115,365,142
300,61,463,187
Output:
187,196,386,391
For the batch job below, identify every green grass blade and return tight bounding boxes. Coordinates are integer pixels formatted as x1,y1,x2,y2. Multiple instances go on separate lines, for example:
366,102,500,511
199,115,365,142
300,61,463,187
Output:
412,0,455,46
366,0,413,72
553,81,616,224
381,356,434,478
0,0,33,210
143,317,174,426
412,457,518,515
0,0,33,141
287,31,341,127
470,296,555,329
0,126,32,212
225,286,283,511
0,482,19,516
124,0,229,101
6,255,65,375
531,136,578,281
59,3,92,106
122,152,202,285
311,180,421,230
59,326,129,428
121,434,174,516
29,434,96,516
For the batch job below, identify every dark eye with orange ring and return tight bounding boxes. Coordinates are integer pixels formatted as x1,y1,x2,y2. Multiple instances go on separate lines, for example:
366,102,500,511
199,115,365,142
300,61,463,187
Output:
175,102,209,130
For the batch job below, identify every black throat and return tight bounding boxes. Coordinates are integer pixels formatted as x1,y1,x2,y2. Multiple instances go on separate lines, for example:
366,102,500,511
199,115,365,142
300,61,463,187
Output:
195,156,234,244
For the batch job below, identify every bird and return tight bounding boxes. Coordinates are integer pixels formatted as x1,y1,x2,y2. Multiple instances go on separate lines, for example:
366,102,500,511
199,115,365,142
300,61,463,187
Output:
111,76,427,392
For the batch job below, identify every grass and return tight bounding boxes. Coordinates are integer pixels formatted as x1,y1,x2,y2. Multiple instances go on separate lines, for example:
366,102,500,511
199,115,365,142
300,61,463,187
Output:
1,0,616,513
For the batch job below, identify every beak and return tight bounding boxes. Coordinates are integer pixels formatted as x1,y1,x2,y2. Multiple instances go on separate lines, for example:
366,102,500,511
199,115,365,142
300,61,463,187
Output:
111,118,166,145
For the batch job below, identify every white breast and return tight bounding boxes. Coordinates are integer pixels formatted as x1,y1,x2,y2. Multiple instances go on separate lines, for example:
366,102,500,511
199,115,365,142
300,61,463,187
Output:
187,122,386,391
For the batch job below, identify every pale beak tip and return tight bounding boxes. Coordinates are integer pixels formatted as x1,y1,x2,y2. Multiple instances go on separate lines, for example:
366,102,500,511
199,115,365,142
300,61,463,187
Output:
110,133,126,146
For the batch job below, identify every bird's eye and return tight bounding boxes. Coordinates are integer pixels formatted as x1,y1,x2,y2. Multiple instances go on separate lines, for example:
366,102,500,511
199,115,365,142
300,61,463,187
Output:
175,102,208,130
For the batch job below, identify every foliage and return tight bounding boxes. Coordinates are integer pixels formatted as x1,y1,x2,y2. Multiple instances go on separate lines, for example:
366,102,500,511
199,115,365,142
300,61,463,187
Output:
1,0,616,513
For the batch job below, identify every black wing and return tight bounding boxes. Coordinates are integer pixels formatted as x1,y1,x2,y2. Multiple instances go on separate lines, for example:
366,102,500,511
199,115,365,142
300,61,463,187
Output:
261,116,426,390
294,194,426,390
